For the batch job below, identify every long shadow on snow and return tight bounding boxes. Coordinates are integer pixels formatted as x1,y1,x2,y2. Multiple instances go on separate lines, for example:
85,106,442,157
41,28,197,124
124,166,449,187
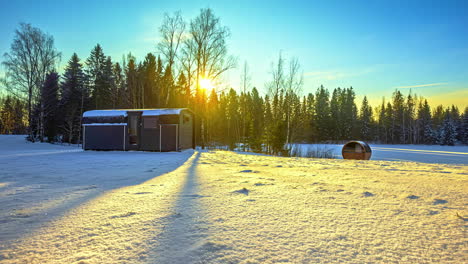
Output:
145,151,216,264
0,149,194,250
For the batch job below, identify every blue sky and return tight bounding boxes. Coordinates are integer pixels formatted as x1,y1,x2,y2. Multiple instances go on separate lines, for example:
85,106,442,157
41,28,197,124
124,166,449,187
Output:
1,0,467,108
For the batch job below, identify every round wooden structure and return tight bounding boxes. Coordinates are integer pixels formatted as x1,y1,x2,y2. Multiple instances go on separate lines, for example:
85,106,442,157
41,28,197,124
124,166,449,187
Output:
342,141,372,160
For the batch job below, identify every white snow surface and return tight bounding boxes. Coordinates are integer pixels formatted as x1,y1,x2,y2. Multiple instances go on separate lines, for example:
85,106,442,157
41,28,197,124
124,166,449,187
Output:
292,143,468,165
0,135,467,263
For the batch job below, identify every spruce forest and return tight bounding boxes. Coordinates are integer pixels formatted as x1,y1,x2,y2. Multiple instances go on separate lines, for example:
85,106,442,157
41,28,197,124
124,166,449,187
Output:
1,9,467,155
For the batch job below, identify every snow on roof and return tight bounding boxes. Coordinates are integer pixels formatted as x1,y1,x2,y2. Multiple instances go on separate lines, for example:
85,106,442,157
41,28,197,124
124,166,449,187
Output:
141,109,185,116
83,109,188,118
83,123,127,126
83,110,128,118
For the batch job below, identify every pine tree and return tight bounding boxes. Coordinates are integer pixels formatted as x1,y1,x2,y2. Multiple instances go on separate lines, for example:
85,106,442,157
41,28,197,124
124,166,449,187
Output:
314,85,330,141
36,72,59,142
378,101,386,143
438,110,457,146
416,99,434,144
461,107,468,145
60,53,88,143
142,53,158,108
305,93,316,142
125,54,139,108
343,87,358,139
206,88,220,145
359,96,373,140
329,88,341,140
249,87,264,152
161,64,174,107
385,102,394,143
405,93,416,144
392,90,405,143
12,97,26,134
112,62,126,108
450,105,463,143
0,96,15,134
226,88,239,150
175,72,190,108
263,95,273,153
86,44,109,109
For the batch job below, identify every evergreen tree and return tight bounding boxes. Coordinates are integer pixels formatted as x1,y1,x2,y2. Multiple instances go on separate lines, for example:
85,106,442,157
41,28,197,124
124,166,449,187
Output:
438,110,457,146
359,96,373,140
314,85,330,141
432,105,445,129
343,87,358,139
175,72,190,108
461,107,468,145
329,88,341,140
12,97,26,134
0,96,15,134
125,54,139,108
405,93,416,144
385,102,394,143
86,44,109,109
60,53,88,143
392,90,405,143
249,87,264,152
226,88,239,150
142,53,158,108
112,62,126,108
161,64,174,107
36,72,59,142
305,93,317,142
206,88,220,145
378,100,386,143
416,99,434,144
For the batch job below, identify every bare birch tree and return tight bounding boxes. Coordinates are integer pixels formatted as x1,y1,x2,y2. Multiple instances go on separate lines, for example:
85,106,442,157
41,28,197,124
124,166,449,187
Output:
240,61,251,150
158,11,186,106
2,23,61,140
284,57,303,145
187,8,236,148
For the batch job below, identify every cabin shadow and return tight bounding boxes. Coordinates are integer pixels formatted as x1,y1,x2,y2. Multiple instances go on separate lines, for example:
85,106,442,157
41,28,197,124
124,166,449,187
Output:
0,149,194,249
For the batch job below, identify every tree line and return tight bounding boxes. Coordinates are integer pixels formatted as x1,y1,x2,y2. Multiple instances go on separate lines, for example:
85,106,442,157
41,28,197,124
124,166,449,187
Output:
1,9,467,153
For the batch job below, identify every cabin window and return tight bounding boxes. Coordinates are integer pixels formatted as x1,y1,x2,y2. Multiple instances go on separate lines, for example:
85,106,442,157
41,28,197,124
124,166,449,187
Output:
144,117,157,129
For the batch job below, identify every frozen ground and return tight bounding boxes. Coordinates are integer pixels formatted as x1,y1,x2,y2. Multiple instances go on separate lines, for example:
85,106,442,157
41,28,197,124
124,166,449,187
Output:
0,135,467,263
293,143,468,165
0,135,193,248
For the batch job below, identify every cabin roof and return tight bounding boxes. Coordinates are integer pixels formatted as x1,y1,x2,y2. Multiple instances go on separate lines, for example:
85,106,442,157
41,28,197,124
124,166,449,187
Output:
83,108,189,118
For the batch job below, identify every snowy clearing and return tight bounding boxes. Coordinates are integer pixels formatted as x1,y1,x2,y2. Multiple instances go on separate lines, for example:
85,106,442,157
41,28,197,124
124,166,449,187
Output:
293,143,468,165
0,135,467,263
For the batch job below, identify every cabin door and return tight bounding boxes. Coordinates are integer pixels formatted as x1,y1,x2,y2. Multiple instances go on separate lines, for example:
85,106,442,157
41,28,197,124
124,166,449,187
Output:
159,124,178,151
128,112,141,150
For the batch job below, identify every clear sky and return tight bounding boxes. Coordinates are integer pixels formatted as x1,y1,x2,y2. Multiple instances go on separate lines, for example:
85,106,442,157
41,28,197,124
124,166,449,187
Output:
1,0,467,109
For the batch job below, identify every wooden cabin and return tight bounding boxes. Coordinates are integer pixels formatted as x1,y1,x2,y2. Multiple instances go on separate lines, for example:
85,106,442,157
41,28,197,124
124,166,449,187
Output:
82,108,194,151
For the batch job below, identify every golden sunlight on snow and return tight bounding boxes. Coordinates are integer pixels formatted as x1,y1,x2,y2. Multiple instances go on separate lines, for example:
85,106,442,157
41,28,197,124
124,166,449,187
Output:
1,151,466,263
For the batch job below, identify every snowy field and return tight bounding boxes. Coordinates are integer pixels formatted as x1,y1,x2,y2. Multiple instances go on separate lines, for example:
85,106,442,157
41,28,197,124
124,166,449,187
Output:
292,143,468,165
0,135,467,263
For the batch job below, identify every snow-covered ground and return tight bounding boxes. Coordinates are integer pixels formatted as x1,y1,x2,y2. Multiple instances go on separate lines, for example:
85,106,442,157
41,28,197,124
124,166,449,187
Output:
292,143,468,165
0,135,467,263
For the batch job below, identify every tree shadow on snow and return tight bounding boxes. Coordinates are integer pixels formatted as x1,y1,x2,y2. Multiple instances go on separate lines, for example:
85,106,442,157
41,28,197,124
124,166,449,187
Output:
145,152,218,263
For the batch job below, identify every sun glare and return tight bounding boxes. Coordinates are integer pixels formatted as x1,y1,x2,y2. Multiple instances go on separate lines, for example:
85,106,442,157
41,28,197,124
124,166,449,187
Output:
199,77,214,90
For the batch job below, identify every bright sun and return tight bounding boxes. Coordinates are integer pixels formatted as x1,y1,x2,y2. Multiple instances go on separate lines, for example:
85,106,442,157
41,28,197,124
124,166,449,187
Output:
199,77,214,90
